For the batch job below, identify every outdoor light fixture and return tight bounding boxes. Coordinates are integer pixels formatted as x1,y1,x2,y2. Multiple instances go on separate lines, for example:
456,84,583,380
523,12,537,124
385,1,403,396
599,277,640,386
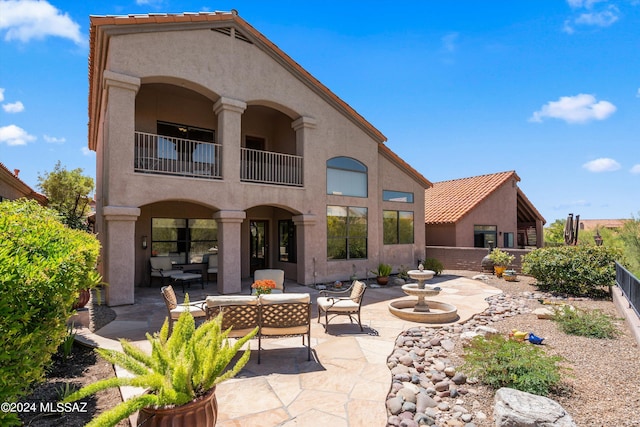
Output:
593,228,603,246
141,235,148,250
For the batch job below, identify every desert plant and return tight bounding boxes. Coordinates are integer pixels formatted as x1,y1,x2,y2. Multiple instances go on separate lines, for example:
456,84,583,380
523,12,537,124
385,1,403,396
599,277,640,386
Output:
521,245,620,297
422,258,444,275
62,307,258,427
487,248,515,267
0,199,101,427
371,263,392,277
59,323,77,359
462,335,565,396
552,306,620,339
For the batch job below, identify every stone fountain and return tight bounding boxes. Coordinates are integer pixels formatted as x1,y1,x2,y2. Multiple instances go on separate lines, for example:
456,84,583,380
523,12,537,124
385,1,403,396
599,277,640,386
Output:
388,264,458,323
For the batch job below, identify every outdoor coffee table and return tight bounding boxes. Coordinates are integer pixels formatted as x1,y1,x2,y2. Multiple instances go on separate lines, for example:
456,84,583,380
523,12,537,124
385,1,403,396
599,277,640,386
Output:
172,272,203,293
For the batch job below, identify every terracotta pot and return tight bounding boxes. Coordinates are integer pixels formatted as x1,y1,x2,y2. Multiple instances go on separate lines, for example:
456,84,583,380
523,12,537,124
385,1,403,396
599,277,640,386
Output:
73,289,91,309
138,387,218,427
494,266,507,278
376,276,389,285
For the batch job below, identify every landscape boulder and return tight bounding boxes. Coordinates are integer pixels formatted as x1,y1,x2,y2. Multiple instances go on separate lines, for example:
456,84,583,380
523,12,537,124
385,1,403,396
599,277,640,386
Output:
494,387,576,427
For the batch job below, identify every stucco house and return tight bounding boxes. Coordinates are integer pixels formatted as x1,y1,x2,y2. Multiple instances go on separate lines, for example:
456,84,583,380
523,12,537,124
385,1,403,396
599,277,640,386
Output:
0,162,47,205
89,11,431,306
424,171,545,269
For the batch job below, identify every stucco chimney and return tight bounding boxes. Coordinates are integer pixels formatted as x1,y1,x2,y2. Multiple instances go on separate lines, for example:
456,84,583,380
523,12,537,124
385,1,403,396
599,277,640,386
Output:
13,169,20,177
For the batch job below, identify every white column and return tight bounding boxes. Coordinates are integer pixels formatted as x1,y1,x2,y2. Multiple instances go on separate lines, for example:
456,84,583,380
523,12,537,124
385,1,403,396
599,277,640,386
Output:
102,206,141,306
213,210,246,294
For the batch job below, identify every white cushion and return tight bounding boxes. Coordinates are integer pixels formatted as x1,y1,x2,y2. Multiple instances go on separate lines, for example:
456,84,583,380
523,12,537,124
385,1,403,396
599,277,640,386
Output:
206,295,259,307
258,293,310,305
317,297,360,312
170,304,206,318
254,269,285,291
261,325,309,336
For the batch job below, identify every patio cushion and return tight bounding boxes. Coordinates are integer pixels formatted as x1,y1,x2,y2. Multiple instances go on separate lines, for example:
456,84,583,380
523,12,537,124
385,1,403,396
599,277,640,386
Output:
258,293,310,305
317,297,360,312
206,295,259,307
169,303,206,319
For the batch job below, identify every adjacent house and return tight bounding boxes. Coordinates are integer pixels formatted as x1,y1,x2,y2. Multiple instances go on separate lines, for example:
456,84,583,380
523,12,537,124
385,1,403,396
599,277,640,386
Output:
424,171,545,270
0,162,47,205
89,11,431,306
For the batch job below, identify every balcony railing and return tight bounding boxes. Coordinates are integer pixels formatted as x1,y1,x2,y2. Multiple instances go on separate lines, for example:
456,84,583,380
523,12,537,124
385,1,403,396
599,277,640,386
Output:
241,148,303,186
134,132,221,179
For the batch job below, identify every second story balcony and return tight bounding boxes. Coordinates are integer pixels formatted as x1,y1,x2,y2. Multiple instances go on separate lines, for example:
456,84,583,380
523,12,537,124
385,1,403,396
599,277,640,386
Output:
134,132,303,186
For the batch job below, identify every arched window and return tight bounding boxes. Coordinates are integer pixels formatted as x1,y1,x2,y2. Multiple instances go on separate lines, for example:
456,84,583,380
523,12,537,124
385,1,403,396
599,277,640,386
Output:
326,157,367,197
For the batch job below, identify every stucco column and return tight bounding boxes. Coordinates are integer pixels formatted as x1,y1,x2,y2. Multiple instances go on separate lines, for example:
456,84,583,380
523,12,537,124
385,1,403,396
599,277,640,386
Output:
214,97,246,183
292,214,317,285
213,210,246,294
102,206,141,306
102,71,140,205
292,116,316,186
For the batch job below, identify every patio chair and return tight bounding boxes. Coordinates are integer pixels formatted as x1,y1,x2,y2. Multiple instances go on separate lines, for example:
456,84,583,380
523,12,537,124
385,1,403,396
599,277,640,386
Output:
207,254,218,283
250,269,285,294
150,256,184,287
317,280,367,331
160,285,206,335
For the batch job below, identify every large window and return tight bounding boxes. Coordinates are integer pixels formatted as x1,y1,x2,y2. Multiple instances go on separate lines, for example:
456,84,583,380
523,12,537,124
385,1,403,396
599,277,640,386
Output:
278,220,296,263
474,225,497,248
151,218,217,264
383,210,414,244
327,206,367,260
327,157,367,197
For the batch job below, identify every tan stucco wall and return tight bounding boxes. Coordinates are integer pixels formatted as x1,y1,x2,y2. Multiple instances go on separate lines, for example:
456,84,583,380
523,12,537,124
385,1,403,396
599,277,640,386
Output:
94,24,427,304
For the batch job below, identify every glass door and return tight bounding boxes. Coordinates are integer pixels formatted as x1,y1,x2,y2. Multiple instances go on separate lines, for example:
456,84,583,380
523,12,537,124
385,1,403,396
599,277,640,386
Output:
250,220,268,275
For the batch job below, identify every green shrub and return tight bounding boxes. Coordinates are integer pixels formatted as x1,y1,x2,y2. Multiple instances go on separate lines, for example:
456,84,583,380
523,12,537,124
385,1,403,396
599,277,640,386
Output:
553,305,620,339
462,335,565,396
488,248,515,267
422,258,444,275
0,199,101,426
371,263,392,277
521,245,621,297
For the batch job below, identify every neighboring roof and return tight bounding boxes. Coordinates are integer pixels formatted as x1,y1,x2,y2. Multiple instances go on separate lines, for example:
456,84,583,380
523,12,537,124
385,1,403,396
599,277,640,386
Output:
88,10,386,147
0,162,48,204
579,219,628,231
425,171,520,224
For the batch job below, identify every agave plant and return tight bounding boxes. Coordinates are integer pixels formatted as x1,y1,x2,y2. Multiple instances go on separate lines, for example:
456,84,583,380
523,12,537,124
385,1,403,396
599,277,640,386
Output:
63,298,258,427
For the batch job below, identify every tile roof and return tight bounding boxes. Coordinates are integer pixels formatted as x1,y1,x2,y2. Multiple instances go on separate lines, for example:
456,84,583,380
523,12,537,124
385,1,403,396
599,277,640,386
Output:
0,162,48,204
424,171,519,224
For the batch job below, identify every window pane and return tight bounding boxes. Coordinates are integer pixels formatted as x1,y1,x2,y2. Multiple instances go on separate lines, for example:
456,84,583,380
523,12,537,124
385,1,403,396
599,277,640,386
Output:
327,205,368,260
383,190,414,203
327,206,347,238
383,210,398,244
327,168,367,197
279,220,296,263
327,238,347,259
348,207,368,237
327,157,367,172
398,211,414,244
348,237,367,259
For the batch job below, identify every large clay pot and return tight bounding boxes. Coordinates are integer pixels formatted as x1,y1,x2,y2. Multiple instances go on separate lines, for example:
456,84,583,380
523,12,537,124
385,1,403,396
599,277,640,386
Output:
494,266,507,278
138,387,218,427
72,289,91,309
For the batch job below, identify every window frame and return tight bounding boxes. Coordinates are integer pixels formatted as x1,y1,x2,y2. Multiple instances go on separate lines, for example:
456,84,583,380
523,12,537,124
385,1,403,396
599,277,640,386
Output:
151,218,218,264
326,157,368,197
383,210,415,245
382,190,414,203
278,219,297,263
474,225,497,249
327,205,368,260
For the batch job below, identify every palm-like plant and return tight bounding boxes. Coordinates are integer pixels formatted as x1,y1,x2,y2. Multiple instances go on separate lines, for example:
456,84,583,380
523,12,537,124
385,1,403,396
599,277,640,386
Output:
63,299,257,427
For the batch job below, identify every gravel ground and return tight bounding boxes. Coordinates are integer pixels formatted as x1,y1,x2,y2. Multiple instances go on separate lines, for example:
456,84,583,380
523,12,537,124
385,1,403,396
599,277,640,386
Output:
447,270,640,427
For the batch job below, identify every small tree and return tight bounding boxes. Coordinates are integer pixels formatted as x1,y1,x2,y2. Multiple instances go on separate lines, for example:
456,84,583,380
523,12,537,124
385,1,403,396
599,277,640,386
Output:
619,214,640,277
37,161,94,231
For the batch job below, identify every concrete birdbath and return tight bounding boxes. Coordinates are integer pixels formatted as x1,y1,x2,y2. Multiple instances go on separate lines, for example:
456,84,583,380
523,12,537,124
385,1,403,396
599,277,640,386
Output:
388,264,458,323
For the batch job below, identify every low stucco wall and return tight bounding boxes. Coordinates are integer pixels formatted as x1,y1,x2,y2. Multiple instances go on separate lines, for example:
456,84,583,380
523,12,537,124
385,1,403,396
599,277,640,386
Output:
425,246,533,272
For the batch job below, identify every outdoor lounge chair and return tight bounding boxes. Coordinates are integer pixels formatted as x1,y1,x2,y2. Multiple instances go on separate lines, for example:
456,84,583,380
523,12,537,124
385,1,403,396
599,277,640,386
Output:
250,269,285,294
317,280,367,331
160,285,206,334
150,256,184,287
207,254,218,283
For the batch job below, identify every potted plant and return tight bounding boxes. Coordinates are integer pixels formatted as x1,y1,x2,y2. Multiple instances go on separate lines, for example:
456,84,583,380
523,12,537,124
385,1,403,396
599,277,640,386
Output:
488,248,515,277
371,263,392,285
62,302,258,427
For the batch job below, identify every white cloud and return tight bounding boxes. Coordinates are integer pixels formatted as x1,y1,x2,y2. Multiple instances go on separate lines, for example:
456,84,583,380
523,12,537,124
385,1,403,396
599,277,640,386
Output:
636,88,640,98
630,164,640,174
43,134,65,144
567,0,607,9
0,88,4,102
563,1,619,33
0,124,36,146
81,146,94,156
575,9,619,27
2,100,24,113
441,32,459,53
529,93,616,123
0,0,85,45
582,157,621,172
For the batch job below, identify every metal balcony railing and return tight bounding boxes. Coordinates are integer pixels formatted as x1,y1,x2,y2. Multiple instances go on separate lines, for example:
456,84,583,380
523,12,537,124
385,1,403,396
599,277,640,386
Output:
241,147,303,186
134,132,221,179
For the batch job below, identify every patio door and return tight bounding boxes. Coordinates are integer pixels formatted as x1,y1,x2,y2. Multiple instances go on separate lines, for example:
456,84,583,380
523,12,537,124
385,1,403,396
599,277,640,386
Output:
250,220,268,275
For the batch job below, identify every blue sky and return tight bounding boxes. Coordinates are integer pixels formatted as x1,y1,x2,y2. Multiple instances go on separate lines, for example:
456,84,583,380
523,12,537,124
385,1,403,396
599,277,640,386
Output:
1,0,638,223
